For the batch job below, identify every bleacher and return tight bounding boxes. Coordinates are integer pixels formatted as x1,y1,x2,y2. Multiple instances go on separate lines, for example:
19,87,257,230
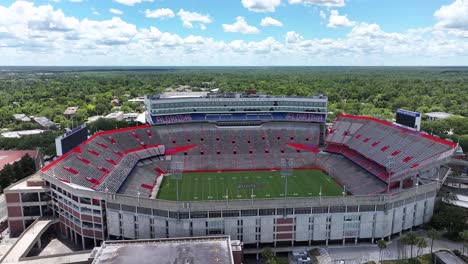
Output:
325,114,457,181
316,153,387,195
39,115,454,197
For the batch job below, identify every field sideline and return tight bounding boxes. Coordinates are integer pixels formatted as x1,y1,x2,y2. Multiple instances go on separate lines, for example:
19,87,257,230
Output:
156,169,343,201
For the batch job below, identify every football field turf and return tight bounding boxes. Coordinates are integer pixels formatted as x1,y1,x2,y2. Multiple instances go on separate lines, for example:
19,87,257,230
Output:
156,169,343,201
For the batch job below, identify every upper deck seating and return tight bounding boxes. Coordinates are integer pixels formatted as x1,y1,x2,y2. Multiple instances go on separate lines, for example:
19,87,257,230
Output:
325,114,456,180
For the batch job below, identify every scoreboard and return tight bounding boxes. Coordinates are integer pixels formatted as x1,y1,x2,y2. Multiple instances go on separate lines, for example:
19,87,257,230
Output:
396,109,421,131
55,125,88,156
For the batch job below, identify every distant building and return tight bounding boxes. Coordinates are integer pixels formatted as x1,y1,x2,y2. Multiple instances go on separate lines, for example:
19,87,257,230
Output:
63,107,79,119
33,117,56,129
0,150,43,171
87,115,104,123
111,99,120,107
1,129,44,138
159,91,209,99
128,97,146,104
123,113,139,122
104,111,124,121
12,114,31,123
426,112,453,121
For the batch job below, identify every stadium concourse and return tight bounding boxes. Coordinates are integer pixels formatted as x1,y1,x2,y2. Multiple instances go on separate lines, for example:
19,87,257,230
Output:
4,112,456,254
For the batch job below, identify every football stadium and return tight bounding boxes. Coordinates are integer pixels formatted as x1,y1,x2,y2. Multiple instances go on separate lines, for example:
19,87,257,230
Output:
4,91,457,253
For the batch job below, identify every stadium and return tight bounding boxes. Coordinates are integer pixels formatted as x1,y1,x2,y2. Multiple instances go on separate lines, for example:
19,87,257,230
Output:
4,91,457,254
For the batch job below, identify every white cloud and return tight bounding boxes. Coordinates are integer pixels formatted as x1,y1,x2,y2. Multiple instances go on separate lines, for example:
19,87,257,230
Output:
91,8,100,16
223,16,260,34
327,10,355,28
434,0,468,30
114,0,153,6
319,10,326,20
288,0,345,7
260,16,283,27
177,9,211,29
145,8,175,19
109,8,123,15
51,0,84,2
285,31,303,43
1,0,468,66
241,0,281,12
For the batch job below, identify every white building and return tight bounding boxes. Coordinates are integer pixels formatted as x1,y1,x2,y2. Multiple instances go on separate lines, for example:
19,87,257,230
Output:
426,112,453,121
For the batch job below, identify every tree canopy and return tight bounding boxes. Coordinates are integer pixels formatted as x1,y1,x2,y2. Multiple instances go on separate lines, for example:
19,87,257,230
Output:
0,67,466,152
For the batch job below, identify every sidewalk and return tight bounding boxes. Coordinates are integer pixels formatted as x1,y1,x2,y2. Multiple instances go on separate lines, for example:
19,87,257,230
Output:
324,230,465,263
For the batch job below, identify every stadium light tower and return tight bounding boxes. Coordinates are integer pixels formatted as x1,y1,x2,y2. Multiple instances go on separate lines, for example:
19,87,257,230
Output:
281,158,293,198
170,161,183,202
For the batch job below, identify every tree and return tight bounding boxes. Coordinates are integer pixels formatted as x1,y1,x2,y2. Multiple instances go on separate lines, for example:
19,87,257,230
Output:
460,230,468,256
0,154,36,192
261,248,277,264
428,229,440,255
416,237,428,257
377,239,387,263
401,232,419,259
432,204,466,238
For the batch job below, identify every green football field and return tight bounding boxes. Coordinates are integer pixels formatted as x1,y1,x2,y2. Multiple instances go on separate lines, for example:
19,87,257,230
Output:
156,169,343,201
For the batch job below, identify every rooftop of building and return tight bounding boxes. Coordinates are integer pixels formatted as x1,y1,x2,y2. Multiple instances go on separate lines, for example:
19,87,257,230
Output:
104,111,124,119
148,91,327,101
13,114,31,122
0,150,39,171
4,173,46,192
87,115,104,123
33,117,56,128
64,107,79,115
434,251,466,264
91,236,234,264
1,129,45,138
425,112,454,119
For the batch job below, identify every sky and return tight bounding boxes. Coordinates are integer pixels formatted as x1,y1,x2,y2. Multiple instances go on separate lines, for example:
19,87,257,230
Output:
0,0,467,66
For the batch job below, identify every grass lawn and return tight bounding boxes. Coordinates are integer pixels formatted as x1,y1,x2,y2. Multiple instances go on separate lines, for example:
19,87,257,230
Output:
156,169,343,201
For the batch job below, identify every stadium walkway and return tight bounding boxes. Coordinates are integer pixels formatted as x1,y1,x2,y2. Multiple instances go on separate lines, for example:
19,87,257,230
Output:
0,217,90,264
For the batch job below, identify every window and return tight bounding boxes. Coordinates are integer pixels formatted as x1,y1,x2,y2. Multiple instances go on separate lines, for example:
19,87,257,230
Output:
241,209,257,216
190,211,208,219
222,210,240,217
259,209,275,216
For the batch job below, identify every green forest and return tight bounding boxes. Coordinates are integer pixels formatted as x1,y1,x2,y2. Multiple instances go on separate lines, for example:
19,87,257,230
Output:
0,67,467,154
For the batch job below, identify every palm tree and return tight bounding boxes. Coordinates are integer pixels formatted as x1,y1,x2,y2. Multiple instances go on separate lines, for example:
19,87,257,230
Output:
428,229,440,255
459,230,468,256
416,237,428,257
401,232,418,259
377,239,387,263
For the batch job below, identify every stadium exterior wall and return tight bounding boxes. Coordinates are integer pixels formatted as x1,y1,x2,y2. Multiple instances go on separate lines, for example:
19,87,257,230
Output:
41,172,438,249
